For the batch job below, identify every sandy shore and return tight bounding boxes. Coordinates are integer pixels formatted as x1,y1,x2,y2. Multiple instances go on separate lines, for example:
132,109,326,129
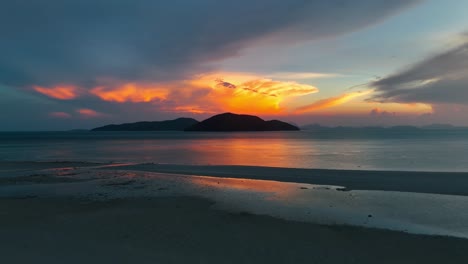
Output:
1,196,468,264
115,163,468,195
1,161,468,263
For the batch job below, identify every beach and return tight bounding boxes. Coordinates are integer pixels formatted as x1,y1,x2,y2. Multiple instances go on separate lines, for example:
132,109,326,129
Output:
3,0,468,262
1,161,468,263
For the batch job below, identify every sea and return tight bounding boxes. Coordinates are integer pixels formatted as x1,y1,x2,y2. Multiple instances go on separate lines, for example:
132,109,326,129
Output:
1,130,468,172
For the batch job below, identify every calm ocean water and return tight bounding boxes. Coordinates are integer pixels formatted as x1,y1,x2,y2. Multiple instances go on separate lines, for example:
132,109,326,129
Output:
1,130,468,172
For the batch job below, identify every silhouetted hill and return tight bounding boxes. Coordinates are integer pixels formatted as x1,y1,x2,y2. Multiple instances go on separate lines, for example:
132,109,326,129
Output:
301,123,467,131
301,124,421,132
92,118,199,131
185,113,299,131
422,124,456,129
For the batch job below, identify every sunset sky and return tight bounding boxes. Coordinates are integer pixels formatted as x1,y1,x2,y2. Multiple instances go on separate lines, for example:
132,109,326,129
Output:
1,0,468,130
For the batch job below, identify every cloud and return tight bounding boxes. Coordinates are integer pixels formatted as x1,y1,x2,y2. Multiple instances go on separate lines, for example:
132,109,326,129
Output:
186,76,319,114
32,73,318,115
370,39,468,105
77,108,103,118
267,72,339,80
169,106,210,115
0,0,418,88
236,79,318,98
33,85,80,100
369,108,396,117
215,79,237,89
49,112,72,118
295,90,372,113
90,83,169,103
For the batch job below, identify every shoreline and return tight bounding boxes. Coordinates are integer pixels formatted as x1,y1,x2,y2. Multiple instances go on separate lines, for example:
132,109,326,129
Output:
2,195,468,264
114,163,468,196
1,161,468,262
1,162,468,237
2,161,468,196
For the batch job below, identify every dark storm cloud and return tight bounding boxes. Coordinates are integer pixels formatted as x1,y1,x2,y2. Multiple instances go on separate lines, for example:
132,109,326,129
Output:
370,39,468,104
0,0,418,88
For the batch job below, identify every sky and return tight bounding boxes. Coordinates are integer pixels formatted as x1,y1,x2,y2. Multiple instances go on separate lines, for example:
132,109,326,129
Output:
1,0,468,130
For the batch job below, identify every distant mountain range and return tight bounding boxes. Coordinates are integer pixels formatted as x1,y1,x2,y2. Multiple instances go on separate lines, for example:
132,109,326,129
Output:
301,123,468,131
92,113,299,132
91,114,467,132
185,113,299,131
92,118,198,131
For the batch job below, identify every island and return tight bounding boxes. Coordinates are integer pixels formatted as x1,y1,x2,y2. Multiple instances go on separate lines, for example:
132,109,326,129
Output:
92,118,198,131
185,113,299,131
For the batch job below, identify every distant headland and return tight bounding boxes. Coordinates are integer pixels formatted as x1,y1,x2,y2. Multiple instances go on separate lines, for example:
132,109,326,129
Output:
91,113,299,132
91,118,198,131
185,113,299,131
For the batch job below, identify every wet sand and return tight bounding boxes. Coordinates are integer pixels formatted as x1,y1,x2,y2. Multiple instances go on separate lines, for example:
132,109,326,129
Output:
1,161,468,263
115,163,468,195
1,196,468,264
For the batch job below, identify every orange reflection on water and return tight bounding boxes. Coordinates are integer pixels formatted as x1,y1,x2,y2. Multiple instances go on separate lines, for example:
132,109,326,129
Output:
222,138,290,167
189,176,297,199
179,136,306,168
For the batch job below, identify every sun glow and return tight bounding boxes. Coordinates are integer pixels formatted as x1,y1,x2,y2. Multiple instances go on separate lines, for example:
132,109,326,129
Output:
189,72,318,115
29,72,320,115
29,72,433,118
295,90,373,113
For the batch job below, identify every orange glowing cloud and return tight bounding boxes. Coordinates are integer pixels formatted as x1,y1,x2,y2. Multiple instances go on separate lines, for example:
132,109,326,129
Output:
49,112,71,118
295,90,373,113
171,106,213,114
237,79,318,98
31,72,320,116
33,85,79,100
267,72,339,80
90,83,169,103
209,79,317,114
88,73,318,115
76,108,102,118
186,73,318,115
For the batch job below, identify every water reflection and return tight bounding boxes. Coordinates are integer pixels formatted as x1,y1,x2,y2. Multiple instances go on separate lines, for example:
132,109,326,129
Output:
185,137,303,168
188,175,299,199
171,174,468,239
4,163,467,239
121,171,468,239
2,131,468,171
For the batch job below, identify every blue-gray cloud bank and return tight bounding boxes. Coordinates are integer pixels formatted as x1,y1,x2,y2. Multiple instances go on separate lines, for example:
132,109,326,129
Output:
371,39,468,105
0,0,418,88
